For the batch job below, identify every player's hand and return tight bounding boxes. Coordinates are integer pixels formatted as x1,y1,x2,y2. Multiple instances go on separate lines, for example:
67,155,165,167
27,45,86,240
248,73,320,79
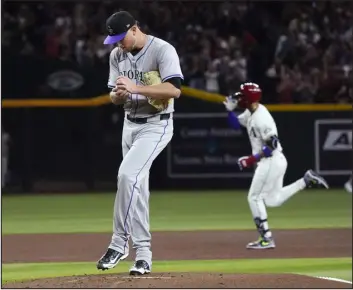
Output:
237,155,257,171
223,96,238,112
110,87,129,105
116,76,138,94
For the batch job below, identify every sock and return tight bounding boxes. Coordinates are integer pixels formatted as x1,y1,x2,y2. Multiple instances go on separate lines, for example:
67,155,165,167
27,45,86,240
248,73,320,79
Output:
254,217,272,240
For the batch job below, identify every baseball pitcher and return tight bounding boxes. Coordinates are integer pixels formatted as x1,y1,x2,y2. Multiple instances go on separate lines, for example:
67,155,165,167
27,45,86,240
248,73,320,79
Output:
223,82,329,249
97,11,183,275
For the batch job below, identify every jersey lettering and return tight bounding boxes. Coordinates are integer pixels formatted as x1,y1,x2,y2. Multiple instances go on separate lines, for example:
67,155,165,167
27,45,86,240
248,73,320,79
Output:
250,127,257,138
119,70,144,82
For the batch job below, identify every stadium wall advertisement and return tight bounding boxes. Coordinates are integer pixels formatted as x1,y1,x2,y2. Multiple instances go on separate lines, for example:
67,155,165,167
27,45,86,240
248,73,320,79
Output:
2,107,351,193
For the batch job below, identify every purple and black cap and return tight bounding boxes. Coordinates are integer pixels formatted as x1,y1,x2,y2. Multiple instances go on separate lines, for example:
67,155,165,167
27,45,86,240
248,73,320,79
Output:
103,11,136,45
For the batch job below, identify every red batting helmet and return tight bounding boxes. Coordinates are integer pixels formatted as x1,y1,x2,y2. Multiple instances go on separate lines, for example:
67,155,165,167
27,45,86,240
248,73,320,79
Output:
234,82,262,108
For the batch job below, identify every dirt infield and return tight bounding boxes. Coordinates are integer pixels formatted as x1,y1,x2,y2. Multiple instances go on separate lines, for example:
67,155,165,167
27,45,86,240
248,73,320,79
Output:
2,229,351,263
2,229,352,288
3,273,352,288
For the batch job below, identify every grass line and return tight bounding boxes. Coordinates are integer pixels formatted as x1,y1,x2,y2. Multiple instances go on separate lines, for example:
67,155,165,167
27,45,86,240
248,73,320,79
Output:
2,258,351,283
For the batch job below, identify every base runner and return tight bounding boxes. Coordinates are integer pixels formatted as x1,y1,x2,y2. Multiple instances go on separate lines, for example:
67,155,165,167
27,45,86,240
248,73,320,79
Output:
223,82,329,249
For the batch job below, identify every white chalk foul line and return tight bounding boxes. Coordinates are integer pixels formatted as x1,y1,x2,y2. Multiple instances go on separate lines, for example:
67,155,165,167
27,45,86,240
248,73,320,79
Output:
316,276,353,285
112,281,128,286
120,276,172,280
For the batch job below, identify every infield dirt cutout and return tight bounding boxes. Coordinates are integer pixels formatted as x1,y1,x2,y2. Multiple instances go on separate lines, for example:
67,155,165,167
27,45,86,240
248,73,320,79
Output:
2,229,352,288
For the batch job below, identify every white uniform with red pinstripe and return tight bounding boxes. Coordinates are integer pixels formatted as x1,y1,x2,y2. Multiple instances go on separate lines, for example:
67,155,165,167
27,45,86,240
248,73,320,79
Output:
107,35,183,267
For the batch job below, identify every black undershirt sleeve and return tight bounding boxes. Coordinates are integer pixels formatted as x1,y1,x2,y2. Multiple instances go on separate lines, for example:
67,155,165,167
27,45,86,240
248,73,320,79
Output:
164,77,182,89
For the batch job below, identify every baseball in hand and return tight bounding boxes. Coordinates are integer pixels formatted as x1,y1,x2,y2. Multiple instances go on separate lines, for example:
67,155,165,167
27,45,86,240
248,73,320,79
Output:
110,86,129,104
116,87,130,98
116,76,137,94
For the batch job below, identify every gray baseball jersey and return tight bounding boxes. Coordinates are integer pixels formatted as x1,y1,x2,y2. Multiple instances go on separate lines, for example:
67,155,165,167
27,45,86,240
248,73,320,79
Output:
108,35,183,118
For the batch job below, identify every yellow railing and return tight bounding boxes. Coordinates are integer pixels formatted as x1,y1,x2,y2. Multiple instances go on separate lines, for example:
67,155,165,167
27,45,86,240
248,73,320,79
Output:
2,86,352,111
2,95,109,108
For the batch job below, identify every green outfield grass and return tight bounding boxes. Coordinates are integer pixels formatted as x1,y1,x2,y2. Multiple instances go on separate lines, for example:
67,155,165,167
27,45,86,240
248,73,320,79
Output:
2,190,352,234
2,190,352,285
2,258,351,283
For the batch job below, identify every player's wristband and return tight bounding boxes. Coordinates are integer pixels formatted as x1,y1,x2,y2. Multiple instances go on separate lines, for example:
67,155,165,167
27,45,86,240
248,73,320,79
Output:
253,153,261,161
251,146,272,163
262,146,272,158
228,112,240,130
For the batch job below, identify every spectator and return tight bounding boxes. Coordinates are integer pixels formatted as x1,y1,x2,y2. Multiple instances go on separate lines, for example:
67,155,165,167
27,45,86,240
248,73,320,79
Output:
2,1,352,103
204,62,220,93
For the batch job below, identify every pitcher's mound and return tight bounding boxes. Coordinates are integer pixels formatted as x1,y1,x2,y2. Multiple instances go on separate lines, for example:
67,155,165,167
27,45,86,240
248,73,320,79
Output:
3,273,351,288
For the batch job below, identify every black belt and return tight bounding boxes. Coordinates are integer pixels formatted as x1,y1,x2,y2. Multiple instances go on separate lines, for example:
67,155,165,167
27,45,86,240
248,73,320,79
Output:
127,113,170,124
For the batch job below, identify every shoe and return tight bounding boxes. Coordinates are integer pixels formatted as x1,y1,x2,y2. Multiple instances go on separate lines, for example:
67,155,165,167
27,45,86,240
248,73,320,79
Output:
96,248,128,270
129,260,151,276
246,237,276,249
304,170,329,189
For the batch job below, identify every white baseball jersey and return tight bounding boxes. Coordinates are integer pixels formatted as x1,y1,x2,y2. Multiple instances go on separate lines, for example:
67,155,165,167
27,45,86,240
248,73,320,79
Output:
238,104,283,155
108,35,183,118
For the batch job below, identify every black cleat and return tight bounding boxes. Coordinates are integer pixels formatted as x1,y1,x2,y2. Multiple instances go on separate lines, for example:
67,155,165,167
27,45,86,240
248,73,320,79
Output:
129,260,151,275
304,170,329,189
96,248,128,270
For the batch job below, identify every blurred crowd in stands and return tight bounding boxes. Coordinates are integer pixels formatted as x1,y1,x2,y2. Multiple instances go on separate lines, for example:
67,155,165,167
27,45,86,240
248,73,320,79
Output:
2,1,352,103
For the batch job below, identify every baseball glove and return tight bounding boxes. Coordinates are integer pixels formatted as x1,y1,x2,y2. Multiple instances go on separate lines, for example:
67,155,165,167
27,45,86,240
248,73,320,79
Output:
142,71,170,111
